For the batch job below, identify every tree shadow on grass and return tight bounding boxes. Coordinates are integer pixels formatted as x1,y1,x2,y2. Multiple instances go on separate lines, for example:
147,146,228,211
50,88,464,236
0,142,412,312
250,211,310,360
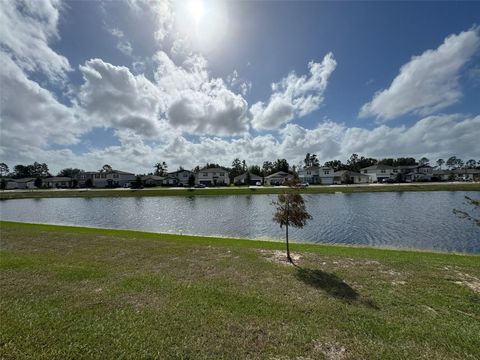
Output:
293,265,379,309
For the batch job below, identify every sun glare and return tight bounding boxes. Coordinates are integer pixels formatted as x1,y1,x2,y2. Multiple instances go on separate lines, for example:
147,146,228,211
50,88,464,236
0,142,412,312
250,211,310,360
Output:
188,0,205,23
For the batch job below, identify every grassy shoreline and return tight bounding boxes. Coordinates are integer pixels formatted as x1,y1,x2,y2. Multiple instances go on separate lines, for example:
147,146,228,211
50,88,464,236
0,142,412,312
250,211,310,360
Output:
1,182,479,200
1,221,479,359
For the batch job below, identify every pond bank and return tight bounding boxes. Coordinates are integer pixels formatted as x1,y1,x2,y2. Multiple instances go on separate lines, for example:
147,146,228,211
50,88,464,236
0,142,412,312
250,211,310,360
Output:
1,221,479,359
1,182,479,200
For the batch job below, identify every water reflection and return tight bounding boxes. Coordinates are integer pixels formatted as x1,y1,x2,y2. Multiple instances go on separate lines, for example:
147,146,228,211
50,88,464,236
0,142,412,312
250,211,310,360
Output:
1,191,479,253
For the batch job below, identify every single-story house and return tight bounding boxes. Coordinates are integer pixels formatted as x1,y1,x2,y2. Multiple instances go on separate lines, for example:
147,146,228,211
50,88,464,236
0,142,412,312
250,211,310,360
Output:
333,170,370,184
141,175,165,186
44,177,73,188
6,178,37,189
433,168,480,181
265,171,294,186
298,166,334,185
195,167,230,186
233,172,263,185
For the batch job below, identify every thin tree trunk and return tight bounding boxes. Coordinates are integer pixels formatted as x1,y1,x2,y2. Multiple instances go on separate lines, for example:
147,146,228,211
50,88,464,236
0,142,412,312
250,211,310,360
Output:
286,224,292,263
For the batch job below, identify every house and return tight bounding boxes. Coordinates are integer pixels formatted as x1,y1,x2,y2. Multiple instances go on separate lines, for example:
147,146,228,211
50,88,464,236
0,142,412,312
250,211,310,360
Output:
298,166,334,185
333,170,370,184
75,170,135,188
433,169,480,181
265,171,294,186
195,167,230,186
403,165,433,182
233,172,263,185
163,170,192,186
141,175,165,187
360,164,394,183
8,178,36,189
44,177,73,188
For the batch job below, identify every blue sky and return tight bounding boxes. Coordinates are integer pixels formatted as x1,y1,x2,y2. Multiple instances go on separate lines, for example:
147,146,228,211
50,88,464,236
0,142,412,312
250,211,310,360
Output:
1,0,479,173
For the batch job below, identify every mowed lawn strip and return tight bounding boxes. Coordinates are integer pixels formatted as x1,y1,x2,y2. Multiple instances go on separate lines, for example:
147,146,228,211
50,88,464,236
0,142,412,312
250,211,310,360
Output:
0,221,479,359
1,182,479,200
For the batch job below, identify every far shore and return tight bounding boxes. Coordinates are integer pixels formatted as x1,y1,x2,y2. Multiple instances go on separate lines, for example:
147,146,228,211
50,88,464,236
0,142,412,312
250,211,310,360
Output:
0,182,479,200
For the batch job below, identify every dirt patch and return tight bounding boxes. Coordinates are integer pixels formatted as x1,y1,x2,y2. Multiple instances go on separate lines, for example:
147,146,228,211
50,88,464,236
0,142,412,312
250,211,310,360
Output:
454,272,480,294
313,341,348,360
259,249,301,265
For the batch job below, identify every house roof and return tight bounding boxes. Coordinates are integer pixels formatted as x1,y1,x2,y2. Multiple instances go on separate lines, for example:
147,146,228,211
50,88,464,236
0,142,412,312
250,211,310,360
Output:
265,171,292,178
233,172,262,181
361,164,394,170
167,169,191,176
333,170,369,177
45,177,72,182
14,178,36,183
141,175,165,180
301,166,333,171
198,167,229,173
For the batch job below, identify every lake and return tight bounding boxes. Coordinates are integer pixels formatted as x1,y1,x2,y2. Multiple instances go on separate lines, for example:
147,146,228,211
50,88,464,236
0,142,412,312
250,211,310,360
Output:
1,191,479,253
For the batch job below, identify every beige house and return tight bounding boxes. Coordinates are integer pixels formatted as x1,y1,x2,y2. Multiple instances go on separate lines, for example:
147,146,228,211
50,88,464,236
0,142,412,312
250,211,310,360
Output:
195,167,230,186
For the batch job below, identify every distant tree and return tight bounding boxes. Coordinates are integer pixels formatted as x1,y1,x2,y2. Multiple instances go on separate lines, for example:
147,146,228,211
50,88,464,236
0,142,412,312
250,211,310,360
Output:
272,179,312,264
85,178,93,188
188,173,195,187
436,159,445,169
242,159,247,172
272,159,289,173
135,175,143,187
262,161,274,176
378,158,395,166
419,157,430,166
455,158,464,169
248,165,262,176
0,163,9,177
446,156,457,169
34,177,42,188
178,166,185,171
154,162,168,176
304,153,319,168
231,158,243,180
0,179,6,190
246,171,251,184
453,196,479,226
101,164,113,173
323,160,344,172
57,168,83,177
465,159,476,169
393,157,417,166
13,162,49,178
193,165,200,173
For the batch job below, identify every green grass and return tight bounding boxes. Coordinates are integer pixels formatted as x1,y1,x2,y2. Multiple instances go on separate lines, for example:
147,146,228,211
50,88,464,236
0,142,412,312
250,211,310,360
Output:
1,182,479,200
1,221,479,359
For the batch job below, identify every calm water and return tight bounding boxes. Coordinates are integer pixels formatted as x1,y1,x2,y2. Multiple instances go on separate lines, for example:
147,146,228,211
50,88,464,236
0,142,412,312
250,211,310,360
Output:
1,192,479,253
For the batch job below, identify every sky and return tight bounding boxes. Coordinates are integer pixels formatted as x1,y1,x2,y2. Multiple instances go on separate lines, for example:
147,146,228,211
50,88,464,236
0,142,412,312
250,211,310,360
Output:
0,0,479,174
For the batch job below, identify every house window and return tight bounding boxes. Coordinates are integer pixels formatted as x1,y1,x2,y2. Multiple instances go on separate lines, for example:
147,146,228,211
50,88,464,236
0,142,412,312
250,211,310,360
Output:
95,174,99,178
393,169,398,173
203,173,208,176
363,170,367,173
381,170,386,173
307,171,311,175
183,173,187,177
220,172,224,176
113,174,119,178
213,172,217,176
324,171,330,175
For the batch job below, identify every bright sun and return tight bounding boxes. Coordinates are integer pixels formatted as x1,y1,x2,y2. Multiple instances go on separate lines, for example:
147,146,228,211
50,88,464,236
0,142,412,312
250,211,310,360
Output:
188,0,205,23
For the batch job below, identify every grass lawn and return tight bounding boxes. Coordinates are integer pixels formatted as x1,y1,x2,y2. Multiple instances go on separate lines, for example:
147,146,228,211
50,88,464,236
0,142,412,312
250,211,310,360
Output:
1,182,479,200
0,221,479,359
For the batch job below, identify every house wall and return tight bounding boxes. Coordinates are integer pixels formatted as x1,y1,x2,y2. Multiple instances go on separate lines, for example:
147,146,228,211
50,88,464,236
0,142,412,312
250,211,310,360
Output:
195,170,230,186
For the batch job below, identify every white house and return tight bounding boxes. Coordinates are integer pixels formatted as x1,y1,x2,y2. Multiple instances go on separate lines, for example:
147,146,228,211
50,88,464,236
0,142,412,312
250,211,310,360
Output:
44,177,73,188
233,172,263,185
265,171,294,185
164,170,192,186
76,170,135,187
333,170,370,184
298,166,334,185
195,167,230,186
141,175,165,186
7,178,36,189
360,164,395,183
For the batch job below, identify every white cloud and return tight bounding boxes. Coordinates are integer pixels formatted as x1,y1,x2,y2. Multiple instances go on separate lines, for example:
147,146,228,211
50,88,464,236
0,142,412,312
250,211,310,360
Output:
108,28,133,56
0,0,71,82
251,52,337,130
154,51,250,136
360,28,480,121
